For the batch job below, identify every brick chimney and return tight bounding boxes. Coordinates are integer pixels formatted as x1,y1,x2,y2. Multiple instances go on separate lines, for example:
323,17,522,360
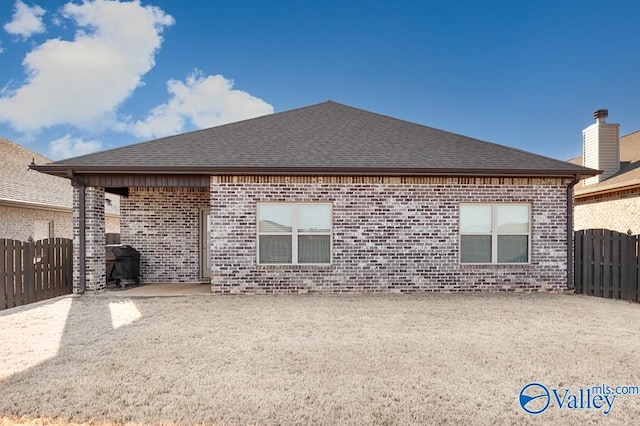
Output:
582,109,620,185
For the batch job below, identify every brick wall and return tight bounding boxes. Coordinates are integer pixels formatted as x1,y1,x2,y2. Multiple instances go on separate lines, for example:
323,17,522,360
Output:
120,187,209,283
0,205,72,240
210,176,571,294
574,188,640,234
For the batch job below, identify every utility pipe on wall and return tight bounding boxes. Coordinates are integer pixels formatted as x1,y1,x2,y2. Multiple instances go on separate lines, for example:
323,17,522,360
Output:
566,174,581,290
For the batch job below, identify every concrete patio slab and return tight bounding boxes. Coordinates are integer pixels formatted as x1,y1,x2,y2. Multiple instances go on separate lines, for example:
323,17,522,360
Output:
107,283,211,297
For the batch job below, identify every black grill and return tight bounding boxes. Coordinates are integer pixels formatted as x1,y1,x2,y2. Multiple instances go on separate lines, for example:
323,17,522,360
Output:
106,245,140,288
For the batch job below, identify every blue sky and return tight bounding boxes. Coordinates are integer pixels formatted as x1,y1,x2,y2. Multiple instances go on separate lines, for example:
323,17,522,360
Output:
0,0,639,162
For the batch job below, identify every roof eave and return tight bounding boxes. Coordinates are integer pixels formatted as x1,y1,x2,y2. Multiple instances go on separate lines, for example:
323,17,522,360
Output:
574,179,640,198
30,164,597,179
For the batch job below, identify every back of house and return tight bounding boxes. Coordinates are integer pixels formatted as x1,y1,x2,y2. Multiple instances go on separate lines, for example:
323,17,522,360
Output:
32,101,596,294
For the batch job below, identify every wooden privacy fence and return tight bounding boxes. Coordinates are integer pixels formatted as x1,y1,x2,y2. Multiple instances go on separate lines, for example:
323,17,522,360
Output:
0,238,73,311
574,229,640,302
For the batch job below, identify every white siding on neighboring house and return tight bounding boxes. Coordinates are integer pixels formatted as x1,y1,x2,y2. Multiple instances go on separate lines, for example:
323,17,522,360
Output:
583,121,620,185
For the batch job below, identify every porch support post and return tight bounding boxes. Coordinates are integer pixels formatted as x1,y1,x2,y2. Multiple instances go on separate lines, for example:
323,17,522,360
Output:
73,185,106,293
209,176,216,291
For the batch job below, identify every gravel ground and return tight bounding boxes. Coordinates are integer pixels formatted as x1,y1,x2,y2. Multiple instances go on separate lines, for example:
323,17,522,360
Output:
1,292,639,425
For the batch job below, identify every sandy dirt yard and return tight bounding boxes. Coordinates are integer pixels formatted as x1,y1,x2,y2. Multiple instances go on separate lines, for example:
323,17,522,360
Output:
0,293,639,425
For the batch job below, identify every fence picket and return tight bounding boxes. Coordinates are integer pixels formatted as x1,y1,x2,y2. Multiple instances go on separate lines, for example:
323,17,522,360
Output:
611,232,621,299
50,238,58,296
574,230,583,293
583,229,593,295
65,239,73,293
593,230,603,297
635,236,640,302
6,240,15,309
24,242,35,304
46,238,53,297
603,231,612,298
35,240,41,301
1,239,6,310
55,238,63,296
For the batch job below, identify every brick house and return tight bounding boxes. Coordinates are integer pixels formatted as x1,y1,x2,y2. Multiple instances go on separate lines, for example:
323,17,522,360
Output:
570,110,640,234
32,101,596,294
0,137,119,241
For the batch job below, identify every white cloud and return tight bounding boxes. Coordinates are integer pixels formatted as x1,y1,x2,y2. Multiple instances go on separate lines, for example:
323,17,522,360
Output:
4,0,46,39
0,0,174,133
132,70,274,138
48,134,102,160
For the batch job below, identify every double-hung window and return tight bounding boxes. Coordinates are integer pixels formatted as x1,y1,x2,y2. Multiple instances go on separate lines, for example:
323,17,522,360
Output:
460,204,530,264
258,203,332,264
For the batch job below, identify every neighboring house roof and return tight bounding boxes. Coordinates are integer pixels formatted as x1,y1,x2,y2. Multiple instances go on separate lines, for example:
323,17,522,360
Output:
0,137,119,215
1,137,70,209
33,101,596,178
570,131,640,197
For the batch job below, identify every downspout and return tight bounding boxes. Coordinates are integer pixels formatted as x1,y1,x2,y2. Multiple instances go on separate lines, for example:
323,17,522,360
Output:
566,174,580,290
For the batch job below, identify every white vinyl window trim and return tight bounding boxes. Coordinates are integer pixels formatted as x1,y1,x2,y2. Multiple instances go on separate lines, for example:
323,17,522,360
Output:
257,203,333,265
459,203,531,264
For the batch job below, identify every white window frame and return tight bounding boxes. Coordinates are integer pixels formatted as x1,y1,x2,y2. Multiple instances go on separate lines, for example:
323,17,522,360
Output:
257,202,333,265
459,203,531,264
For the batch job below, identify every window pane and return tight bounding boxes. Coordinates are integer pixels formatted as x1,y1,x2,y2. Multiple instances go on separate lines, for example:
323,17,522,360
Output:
259,204,292,233
460,235,491,263
460,205,492,233
497,205,529,234
259,235,292,263
298,204,331,233
498,235,528,263
298,235,331,263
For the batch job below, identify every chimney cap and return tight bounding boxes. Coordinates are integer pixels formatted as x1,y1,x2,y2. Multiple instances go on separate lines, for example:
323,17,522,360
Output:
594,109,608,120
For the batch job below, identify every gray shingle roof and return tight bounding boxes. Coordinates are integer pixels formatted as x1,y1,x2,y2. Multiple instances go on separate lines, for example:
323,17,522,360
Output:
0,137,120,214
39,101,595,177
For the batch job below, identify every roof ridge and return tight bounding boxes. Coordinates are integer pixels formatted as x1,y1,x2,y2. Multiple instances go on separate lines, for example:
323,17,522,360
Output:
52,101,345,165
